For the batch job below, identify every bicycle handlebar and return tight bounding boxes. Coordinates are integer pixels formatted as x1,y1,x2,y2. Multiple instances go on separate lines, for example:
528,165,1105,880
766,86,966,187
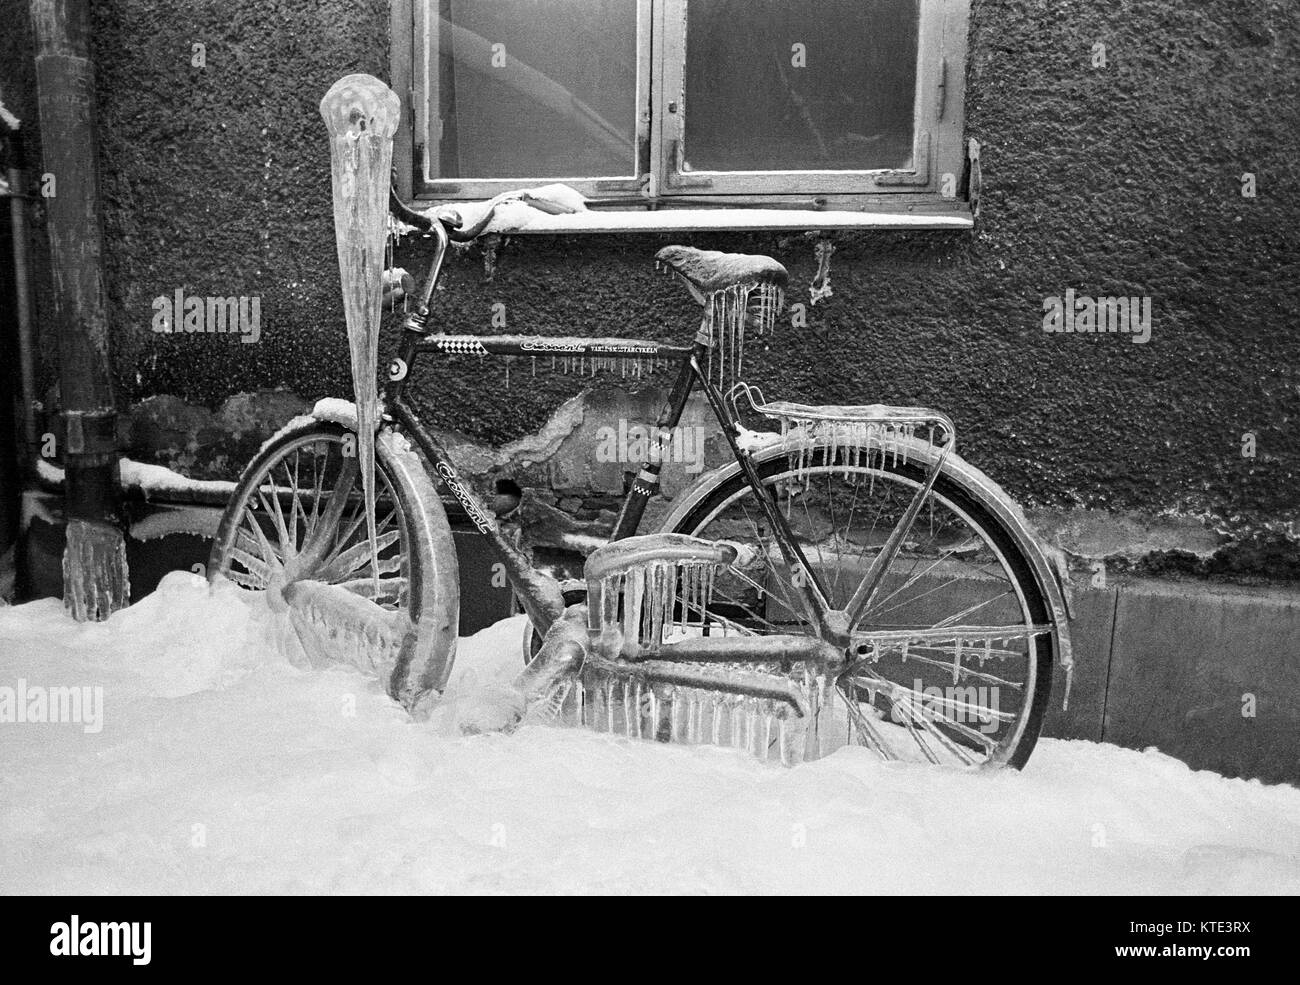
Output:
388,186,499,243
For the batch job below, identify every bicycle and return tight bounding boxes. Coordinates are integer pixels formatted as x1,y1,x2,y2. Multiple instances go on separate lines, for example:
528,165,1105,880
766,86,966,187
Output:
207,75,1073,770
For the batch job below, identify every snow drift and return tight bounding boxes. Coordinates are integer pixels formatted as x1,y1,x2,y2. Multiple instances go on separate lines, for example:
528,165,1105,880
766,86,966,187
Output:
1,573,1297,895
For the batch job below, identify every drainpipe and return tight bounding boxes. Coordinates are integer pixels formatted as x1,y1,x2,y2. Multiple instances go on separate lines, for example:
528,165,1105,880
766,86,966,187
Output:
3,108,38,453
30,0,128,620
2,100,31,600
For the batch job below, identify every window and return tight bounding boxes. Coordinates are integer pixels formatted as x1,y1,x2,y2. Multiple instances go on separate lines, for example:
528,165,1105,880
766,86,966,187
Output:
392,0,972,217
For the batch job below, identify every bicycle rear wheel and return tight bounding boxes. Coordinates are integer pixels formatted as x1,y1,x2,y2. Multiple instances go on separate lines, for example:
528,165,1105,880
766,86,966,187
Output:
663,441,1058,770
208,419,459,707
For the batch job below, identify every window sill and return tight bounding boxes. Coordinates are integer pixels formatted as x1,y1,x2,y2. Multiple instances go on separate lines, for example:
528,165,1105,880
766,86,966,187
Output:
418,201,974,236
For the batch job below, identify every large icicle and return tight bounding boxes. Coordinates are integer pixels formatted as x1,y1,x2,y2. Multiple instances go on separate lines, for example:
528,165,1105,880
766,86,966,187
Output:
320,75,401,596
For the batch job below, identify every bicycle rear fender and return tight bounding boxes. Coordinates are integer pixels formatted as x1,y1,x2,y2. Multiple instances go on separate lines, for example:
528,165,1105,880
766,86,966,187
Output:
661,432,1075,705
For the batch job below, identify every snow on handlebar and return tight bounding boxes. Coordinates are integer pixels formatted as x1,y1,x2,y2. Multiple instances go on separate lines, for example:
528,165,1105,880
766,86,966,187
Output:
389,183,588,242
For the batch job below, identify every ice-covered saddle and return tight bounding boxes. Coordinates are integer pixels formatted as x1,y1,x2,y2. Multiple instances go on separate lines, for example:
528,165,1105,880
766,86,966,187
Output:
654,245,788,297
654,247,787,389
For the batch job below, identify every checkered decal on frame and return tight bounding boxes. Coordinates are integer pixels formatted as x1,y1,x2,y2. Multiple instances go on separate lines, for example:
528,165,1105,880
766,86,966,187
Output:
436,337,489,356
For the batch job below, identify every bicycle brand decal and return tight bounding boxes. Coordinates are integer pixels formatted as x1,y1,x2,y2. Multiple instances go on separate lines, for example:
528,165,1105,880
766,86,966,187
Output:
517,339,585,353
435,461,496,533
518,340,661,356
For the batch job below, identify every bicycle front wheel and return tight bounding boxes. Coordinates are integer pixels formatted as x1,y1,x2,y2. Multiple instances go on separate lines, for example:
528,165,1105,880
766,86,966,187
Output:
208,419,459,707
663,440,1059,770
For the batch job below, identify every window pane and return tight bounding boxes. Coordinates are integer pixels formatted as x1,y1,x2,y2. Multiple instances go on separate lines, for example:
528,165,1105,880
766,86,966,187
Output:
434,0,638,180
684,0,919,172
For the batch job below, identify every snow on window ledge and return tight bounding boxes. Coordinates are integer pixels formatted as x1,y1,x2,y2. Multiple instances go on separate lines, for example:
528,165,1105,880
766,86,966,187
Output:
477,208,975,235
428,204,977,235
414,187,973,236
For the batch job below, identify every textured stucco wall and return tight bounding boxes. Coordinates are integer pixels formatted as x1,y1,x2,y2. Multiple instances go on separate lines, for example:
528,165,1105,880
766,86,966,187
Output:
3,0,1297,563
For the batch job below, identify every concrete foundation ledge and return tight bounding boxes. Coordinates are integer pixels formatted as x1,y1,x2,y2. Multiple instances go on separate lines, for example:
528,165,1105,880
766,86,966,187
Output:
1045,579,1300,787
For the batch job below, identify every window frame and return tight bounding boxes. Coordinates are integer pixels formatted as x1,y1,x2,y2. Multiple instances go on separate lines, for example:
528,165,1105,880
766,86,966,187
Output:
392,0,972,218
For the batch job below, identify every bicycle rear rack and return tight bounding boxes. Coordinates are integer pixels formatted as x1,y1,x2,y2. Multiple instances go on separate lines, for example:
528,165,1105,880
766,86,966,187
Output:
727,382,957,473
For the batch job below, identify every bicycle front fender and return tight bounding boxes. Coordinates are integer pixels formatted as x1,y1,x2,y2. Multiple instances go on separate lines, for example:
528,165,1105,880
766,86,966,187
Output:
302,397,462,701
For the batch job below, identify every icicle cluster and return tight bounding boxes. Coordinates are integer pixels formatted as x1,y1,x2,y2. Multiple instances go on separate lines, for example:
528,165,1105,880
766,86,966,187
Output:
775,418,929,480
62,519,130,622
531,355,671,381
442,353,679,391
731,385,948,482
535,672,804,765
701,281,784,390
280,580,414,685
594,558,721,652
656,688,794,763
860,630,1033,674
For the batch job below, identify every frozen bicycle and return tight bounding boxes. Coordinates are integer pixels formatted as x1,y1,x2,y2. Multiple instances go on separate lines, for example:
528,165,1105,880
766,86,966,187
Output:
208,76,1073,770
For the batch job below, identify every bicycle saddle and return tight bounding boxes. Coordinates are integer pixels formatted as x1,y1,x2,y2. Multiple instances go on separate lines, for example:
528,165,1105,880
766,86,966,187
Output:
655,245,788,299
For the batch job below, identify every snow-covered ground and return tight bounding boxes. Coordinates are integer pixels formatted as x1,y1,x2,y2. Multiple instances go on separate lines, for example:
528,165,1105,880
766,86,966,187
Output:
2,573,1298,895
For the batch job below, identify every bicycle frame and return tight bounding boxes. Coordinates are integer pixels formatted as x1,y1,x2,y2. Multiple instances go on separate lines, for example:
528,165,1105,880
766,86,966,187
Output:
376,220,833,643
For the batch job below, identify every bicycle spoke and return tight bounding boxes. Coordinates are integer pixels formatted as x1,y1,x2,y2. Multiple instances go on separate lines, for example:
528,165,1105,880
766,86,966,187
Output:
299,457,359,561
317,529,402,583
867,674,1015,727
930,590,1018,629
890,694,942,765
287,457,312,543
229,547,273,587
242,506,284,576
867,573,995,623
878,649,1025,689
836,683,895,761
735,498,810,628
845,454,947,628
261,470,296,561
864,543,968,616
321,506,397,574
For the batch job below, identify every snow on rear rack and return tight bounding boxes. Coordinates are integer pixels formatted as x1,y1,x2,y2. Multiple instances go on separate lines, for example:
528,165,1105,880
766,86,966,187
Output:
728,382,958,469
